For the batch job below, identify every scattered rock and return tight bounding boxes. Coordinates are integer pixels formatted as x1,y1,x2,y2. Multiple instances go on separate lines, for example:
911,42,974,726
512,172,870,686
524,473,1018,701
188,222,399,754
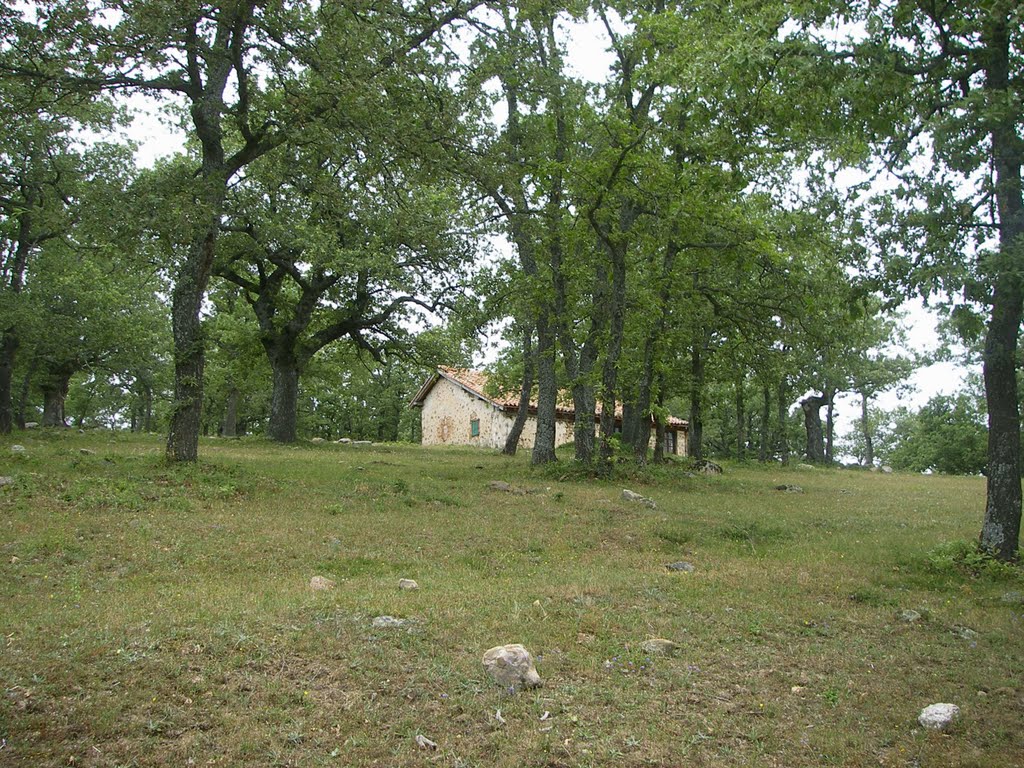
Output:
897,609,922,623
1000,590,1024,605
622,489,656,509
338,438,352,444
951,625,978,642
683,472,697,479
0,476,12,487
414,734,437,750
309,575,336,591
665,561,695,573
488,480,525,495
482,644,542,690
695,460,723,475
398,578,419,590
372,615,408,629
353,440,373,446
79,448,96,455
310,437,324,444
796,463,815,470
881,466,894,474
918,702,960,731
791,685,807,694
11,445,26,453
774,484,804,493
640,638,679,655
24,422,38,429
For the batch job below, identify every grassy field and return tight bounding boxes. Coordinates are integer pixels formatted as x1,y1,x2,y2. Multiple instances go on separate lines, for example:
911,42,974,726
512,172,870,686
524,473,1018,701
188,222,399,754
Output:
1,431,1022,767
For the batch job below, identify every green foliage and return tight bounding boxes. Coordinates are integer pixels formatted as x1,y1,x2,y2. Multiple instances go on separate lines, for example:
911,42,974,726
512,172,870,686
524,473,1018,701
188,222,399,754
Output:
922,540,1022,583
876,393,988,475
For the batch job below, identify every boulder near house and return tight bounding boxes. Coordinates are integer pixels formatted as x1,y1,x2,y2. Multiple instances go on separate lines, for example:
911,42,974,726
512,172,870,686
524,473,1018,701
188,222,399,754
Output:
410,366,688,456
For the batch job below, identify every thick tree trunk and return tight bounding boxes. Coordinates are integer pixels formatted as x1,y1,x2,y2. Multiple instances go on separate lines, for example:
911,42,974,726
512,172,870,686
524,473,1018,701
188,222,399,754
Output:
621,401,640,457
653,375,667,463
688,340,705,462
735,370,746,460
166,239,215,461
15,354,35,430
563,249,607,465
531,316,558,464
597,239,628,474
0,334,17,434
860,392,874,467
981,272,1022,560
778,379,790,465
268,353,301,443
41,369,73,427
825,386,836,465
222,386,240,438
801,394,827,464
979,12,1023,561
759,383,771,462
503,328,534,456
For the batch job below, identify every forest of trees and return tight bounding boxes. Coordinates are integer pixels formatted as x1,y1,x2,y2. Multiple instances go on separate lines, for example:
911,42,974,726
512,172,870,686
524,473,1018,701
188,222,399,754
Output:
1,1,1020,559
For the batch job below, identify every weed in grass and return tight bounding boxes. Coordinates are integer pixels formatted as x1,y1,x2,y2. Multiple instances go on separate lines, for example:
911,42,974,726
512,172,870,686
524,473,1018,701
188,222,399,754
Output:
924,540,1023,582
654,525,692,548
847,586,896,607
716,521,791,550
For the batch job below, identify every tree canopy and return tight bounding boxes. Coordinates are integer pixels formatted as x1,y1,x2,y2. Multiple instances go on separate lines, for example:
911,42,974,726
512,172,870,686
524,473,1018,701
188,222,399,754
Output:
1,0,1018,560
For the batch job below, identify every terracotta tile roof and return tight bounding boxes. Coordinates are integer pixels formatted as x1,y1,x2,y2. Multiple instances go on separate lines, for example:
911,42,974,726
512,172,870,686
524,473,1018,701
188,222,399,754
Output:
413,366,687,430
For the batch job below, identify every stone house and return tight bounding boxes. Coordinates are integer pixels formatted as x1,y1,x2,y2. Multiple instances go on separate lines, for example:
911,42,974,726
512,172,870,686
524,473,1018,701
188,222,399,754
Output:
410,366,688,455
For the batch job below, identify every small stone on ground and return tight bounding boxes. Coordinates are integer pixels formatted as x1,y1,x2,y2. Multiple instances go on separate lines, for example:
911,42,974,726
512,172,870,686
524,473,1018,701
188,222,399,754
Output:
415,734,437,750
640,638,679,655
398,578,419,590
774,484,803,493
482,644,542,690
372,615,408,629
622,489,656,509
488,480,526,495
309,575,336,591
918,703,960,731
898,609,922,623
951,625,978,641
11,445,25,453
666,561,695,572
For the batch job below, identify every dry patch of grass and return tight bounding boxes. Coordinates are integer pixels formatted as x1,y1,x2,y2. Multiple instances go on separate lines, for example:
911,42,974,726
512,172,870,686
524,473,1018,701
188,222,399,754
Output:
1,431,1022,766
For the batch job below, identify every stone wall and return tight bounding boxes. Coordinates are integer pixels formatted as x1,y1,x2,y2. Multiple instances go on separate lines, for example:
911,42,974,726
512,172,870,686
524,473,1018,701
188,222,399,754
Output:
419,377,574,450
419,374,685,454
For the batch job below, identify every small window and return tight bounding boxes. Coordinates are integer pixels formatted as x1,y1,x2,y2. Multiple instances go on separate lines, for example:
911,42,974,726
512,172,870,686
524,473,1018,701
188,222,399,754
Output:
470,418,480,437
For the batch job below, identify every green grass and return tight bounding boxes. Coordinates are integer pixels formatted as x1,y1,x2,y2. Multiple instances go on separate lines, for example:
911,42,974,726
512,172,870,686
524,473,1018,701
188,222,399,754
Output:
1,431,1022,767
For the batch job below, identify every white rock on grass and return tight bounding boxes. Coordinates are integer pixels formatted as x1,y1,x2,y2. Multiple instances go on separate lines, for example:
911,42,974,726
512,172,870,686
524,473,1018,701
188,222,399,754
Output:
11,445,26,453
640,638,679,655
898,609,922,623
482,644,542,690
665,561,695,573
372,615,408,629
398,578,419,590
622,489,656,509
309,575,336,591
414,734,437,750
918,703,961,731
